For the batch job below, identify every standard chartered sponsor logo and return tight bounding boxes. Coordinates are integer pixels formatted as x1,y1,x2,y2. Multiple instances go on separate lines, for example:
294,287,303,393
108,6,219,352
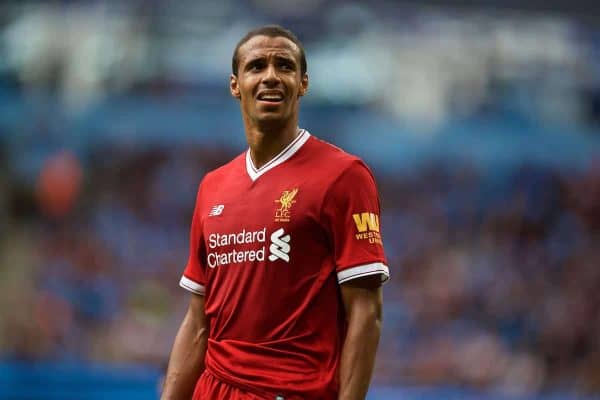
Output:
207,228,266,268
268,228,291,262
208,228,266,249
206,227,291,267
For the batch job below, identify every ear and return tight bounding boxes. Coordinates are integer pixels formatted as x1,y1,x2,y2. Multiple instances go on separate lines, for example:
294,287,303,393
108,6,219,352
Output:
299,73,309,97
230,74,241,99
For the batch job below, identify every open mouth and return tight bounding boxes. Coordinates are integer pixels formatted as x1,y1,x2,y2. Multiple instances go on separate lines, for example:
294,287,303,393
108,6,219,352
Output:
257,92,284,104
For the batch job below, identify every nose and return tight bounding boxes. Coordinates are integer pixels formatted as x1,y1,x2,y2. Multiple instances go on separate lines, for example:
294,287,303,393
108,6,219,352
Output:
262,63,280,86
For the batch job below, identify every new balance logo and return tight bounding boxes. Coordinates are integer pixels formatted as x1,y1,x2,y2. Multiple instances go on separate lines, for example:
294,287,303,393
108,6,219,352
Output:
269,228,291,262
208,205,224,216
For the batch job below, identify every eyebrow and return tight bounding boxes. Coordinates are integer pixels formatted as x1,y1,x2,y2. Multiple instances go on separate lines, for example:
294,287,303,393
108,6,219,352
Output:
244,53,297,67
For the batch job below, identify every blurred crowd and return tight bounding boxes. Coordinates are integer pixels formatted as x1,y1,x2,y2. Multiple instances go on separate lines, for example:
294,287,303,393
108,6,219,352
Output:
2,142,600,396
376,160,600,395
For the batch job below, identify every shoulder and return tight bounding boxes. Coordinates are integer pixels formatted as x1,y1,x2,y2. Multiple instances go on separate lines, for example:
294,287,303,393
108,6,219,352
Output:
306,135,375,182
199,152,246,188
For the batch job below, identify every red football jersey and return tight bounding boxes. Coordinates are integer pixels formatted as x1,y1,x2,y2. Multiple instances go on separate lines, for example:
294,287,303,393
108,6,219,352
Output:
180,129,389,399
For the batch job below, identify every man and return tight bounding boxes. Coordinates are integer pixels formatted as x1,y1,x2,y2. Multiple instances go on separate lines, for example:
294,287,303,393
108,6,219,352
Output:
161,25,389,400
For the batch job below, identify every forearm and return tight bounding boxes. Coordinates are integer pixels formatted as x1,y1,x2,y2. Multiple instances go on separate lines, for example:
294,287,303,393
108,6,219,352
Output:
338,310,381,400
161,299,208,400
338,277,383,400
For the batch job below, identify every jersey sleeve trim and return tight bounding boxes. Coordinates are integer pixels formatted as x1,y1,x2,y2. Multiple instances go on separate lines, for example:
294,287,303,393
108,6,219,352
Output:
337,262,390,284
179,275,206,295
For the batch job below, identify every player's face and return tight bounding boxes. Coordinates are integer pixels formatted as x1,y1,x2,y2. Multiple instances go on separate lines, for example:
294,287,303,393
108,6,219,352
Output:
230,35,308,126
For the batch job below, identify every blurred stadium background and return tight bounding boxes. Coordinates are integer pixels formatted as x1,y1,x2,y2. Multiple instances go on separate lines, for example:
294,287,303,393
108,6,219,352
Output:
1,1,600,399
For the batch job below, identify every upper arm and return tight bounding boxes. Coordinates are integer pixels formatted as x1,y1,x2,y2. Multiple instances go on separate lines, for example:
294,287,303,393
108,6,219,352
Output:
185,292,207,330
180,182,208,295
188,292,206,316
321,160,390,285
340,275,383,321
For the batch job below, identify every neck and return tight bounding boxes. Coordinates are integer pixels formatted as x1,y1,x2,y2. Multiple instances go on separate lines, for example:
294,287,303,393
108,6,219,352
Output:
245,117,300,169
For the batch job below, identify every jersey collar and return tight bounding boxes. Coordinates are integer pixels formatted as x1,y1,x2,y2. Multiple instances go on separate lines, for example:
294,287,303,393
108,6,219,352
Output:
245,129,310,181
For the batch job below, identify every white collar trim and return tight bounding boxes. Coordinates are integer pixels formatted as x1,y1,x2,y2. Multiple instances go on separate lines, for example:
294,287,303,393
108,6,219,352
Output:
245,129,310,181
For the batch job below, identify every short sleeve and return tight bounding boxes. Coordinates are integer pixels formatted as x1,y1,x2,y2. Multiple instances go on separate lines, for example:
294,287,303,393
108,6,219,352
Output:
179,183,207,295
321,160,390,284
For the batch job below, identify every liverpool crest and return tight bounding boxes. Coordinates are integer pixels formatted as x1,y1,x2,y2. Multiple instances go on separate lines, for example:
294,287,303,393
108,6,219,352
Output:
275,188,298,222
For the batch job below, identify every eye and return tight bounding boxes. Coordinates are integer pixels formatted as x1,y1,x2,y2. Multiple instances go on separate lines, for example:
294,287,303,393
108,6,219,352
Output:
279,61,294,71
247,60,265,72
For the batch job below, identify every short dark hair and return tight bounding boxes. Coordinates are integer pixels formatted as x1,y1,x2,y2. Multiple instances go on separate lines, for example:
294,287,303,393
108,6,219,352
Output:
231,25,307,76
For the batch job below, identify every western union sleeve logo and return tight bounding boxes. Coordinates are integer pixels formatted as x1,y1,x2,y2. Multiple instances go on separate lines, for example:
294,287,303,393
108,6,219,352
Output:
352,212,382,245
352,212,380,232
